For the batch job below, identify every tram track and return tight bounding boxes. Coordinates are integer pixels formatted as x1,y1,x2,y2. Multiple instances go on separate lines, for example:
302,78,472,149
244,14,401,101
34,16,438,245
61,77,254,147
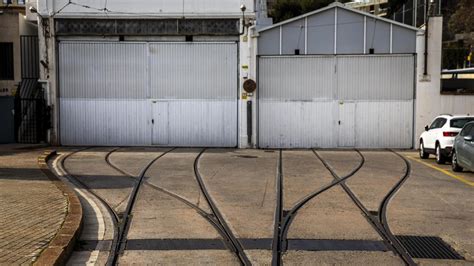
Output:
105,147,251,265
58,147,174,265
272,149,415,266
312,149,415,266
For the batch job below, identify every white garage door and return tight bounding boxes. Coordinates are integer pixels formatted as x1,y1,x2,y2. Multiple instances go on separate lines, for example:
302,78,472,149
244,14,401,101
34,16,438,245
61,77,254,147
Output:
258,55,414,148
59,42,237,146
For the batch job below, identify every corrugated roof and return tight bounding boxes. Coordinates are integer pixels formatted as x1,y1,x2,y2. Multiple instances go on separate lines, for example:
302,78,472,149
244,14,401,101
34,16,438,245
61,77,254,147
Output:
258,2,420,33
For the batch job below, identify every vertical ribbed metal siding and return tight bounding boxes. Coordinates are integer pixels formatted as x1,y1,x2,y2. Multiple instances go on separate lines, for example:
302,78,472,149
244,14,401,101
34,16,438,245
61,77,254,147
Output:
59,42,148,99
150,43,237,99
259,56,335,100
58,41,238,146
60,99,151,145
259,101,337,148
355,101,413,148
258,55,415,148
153,100,237,147
337,55,414,100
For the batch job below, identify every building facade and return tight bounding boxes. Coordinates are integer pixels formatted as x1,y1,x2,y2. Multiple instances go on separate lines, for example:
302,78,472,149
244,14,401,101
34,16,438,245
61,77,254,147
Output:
34,0,257,147
0,0,25,96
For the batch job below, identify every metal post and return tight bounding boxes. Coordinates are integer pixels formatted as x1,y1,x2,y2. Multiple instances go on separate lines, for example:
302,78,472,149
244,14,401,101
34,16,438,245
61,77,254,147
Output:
247,101,252,144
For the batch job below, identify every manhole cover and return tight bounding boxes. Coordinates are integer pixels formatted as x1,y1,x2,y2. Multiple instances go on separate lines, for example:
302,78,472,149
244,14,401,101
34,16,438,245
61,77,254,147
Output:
396,235,464,260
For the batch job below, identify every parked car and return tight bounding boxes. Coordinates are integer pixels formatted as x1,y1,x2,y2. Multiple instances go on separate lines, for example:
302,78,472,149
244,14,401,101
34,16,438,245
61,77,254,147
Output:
452,121,474,172
419,115,474,164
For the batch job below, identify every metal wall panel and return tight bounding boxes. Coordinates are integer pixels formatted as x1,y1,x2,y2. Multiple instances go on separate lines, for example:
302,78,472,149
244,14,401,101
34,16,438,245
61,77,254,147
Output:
259,56,335,100
59,41,238,146
337,55,414,101
149,43,237,99
365,19,391,54
258,6,417,56
259,100,337,148
392,26,416,54
258,27,281,55
153,100,237,147
307,9,335,54
281,19,306,55
59,42,148,99
258,55,415,148
336,9,364,54
60,99,151,145
354,101,413,148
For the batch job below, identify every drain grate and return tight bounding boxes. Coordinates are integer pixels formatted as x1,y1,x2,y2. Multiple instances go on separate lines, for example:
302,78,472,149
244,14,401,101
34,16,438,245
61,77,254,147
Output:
396,235,464,260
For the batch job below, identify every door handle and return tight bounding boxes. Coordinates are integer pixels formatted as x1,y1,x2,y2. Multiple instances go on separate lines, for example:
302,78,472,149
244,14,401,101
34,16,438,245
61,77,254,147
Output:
338,120,341,125
152,119,154,124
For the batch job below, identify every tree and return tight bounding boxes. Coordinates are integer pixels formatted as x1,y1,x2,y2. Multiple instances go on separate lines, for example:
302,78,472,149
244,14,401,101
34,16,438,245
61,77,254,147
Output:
270,0,350,23
448,0,474,34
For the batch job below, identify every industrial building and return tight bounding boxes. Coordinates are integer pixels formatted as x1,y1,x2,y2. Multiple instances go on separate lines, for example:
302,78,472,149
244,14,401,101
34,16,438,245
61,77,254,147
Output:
31,1,474,149
257,3,417,148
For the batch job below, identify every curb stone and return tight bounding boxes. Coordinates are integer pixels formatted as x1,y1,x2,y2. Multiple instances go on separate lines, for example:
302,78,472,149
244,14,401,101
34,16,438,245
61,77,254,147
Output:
34,150,83,266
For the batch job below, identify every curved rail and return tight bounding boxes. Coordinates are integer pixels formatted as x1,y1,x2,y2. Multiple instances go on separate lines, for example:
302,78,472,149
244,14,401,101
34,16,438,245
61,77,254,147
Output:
378,151,415,266
112,147,175,264
194,149,251,266
313,149,415,266
104,148,235,251
59,147,120,266
278,150,365,256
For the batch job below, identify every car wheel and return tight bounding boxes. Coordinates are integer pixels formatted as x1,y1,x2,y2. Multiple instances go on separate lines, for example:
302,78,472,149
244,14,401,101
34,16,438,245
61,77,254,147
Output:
435,144,446,164
419,141,429,159
452,150,463,172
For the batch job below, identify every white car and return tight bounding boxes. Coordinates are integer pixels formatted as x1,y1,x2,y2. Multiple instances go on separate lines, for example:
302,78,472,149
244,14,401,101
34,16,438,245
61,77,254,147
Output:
419,114,474,164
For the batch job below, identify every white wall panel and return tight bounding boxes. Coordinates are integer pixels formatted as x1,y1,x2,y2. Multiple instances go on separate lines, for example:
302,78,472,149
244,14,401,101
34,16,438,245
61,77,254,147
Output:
60,99,151,146
259,56,335,100
337,55,414,101
59,41,238,146
149,43,237,99
258,55,415,148
355,101,413,148
153,100,237,147
259,100,337,148
59,42,147,99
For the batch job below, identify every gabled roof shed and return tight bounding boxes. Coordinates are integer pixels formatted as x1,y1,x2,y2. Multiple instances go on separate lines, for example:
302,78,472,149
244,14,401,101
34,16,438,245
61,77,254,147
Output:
257,2,419,55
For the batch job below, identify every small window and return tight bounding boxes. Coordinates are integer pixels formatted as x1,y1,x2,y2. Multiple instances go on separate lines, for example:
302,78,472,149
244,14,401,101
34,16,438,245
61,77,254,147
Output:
450,118,474,128
430,118,446,129
17,0,25,5
0,43,14,80
438,118,447,128
429,118,440,129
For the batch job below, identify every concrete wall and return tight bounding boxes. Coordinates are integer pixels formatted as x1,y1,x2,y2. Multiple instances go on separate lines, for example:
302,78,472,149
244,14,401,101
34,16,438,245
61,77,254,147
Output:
414,16,474,147
0,12,21,96
37,0,255,18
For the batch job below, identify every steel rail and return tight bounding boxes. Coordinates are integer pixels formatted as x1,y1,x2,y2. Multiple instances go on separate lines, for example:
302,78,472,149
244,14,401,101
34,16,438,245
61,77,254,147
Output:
112,147,176,264
271,150,283,266
313,149,415,266
277,149,365,263
194,148,251,266
59,147,120,266
103,148,236,251
378,150,416,266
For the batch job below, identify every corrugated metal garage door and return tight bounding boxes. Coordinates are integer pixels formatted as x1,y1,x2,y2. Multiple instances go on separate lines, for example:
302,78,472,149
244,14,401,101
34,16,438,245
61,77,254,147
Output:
59,42,237,146
258,55,414,148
